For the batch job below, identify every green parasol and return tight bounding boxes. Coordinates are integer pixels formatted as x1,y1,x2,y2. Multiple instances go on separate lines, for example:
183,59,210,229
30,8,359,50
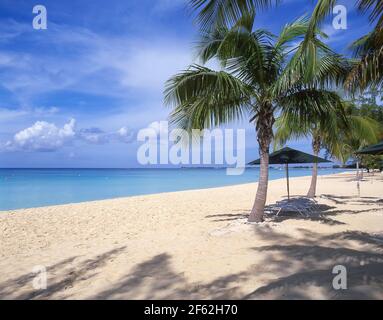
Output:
356,141,383,155
249,147,331,200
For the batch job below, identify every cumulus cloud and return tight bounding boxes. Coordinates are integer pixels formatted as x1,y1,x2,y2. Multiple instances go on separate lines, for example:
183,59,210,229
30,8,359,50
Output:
79,126,135,145
5,119,76,152
2,119,135,152
118,126,135,143
79,127,109,145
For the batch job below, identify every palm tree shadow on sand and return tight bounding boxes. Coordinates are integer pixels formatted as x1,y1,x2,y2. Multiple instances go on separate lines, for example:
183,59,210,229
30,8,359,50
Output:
0,247,127,300
244,230,383,299
1,229,382,299
206,193,382,226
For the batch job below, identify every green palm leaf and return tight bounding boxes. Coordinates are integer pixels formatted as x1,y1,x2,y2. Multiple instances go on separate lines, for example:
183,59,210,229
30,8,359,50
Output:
189,0,278,31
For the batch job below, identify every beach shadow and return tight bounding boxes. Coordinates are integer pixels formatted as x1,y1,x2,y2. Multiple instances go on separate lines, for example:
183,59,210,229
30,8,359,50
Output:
245,263,383,299
205,212,250,222
90,230,383,299
0,246,126,299
327,231,383,246
244,230,383,299
203,179,383,226
92,253,247,300
205,193,382,226
321,194,383,206
263,201,346,226
2,229,383,299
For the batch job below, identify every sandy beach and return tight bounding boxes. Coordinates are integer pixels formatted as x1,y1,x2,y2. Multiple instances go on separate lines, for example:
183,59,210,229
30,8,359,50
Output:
0,172,382,300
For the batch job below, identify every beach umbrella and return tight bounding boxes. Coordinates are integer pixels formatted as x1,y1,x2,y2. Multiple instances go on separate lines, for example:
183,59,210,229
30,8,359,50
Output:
249,147,331,200
356,141,383,155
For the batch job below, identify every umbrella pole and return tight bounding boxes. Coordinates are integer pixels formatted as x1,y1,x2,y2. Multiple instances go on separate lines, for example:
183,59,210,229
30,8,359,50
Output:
286,163,290,201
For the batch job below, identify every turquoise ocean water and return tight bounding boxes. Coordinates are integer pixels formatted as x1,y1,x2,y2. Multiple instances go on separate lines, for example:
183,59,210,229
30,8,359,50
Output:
0,168,346,211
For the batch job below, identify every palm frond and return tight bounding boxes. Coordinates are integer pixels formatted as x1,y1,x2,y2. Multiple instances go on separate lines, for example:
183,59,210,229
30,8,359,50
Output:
189,0,278,31
357,0,383,29
347,115,381,144
273,116,309,150
305,0,337,43
347,29,383,90
275,15,317,50
278,89,345,126
164,65,253,131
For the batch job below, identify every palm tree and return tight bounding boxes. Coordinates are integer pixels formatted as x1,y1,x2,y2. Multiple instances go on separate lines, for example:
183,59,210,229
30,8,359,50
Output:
274,101,381,197
190,0,383,88
300,0,383,90
329,101,382,179
347,25,383,90
165,14,348,222
189,0,278,31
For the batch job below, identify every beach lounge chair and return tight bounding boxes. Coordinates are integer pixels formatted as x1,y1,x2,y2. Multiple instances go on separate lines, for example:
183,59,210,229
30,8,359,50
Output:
266,197,319,218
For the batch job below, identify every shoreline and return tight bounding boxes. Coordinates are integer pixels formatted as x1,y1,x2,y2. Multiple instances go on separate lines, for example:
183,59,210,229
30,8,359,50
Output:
0,170,352,213
1,172,382,299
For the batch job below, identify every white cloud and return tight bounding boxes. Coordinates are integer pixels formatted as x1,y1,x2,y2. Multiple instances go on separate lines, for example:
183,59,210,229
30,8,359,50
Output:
89,38,191,92
9,119,76,152
118,126,135,143
0,107,28,121
0,22,192,103
79,126,135,145
79,127,109,145
33,106,60,115
2,119,135,152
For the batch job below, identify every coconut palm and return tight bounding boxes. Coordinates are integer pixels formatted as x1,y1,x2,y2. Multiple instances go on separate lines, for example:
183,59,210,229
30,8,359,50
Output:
189,0,383,89
300,0,383,90
347,25,383,90
274,101,381,197
329,101,382,180
165,14,348,222
189,0,278,31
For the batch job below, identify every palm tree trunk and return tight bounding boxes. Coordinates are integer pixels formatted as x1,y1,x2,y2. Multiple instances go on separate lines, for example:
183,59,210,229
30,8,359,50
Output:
356,160,360,180
249,147,270,222
248,105,274,223
307,135,321,198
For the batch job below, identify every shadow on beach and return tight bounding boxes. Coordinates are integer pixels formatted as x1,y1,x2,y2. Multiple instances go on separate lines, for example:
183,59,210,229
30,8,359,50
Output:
1,228,382,300
244,229,383,299
1,185,382,300
0,247,127,300
206,192,382,226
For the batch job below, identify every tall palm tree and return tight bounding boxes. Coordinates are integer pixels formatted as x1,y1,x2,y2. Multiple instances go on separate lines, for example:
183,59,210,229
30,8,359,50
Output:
274,101,381,197
165,14,348,222
189,0,383,89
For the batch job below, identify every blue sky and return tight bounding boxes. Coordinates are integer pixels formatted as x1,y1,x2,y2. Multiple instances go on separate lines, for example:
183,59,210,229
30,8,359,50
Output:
0,0,373,168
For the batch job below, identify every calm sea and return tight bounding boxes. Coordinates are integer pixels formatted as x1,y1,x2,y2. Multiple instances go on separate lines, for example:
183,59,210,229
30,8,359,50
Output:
0,168,346,211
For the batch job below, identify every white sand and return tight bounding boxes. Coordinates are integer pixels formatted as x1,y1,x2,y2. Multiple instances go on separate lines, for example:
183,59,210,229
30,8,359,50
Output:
0,172,382,300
